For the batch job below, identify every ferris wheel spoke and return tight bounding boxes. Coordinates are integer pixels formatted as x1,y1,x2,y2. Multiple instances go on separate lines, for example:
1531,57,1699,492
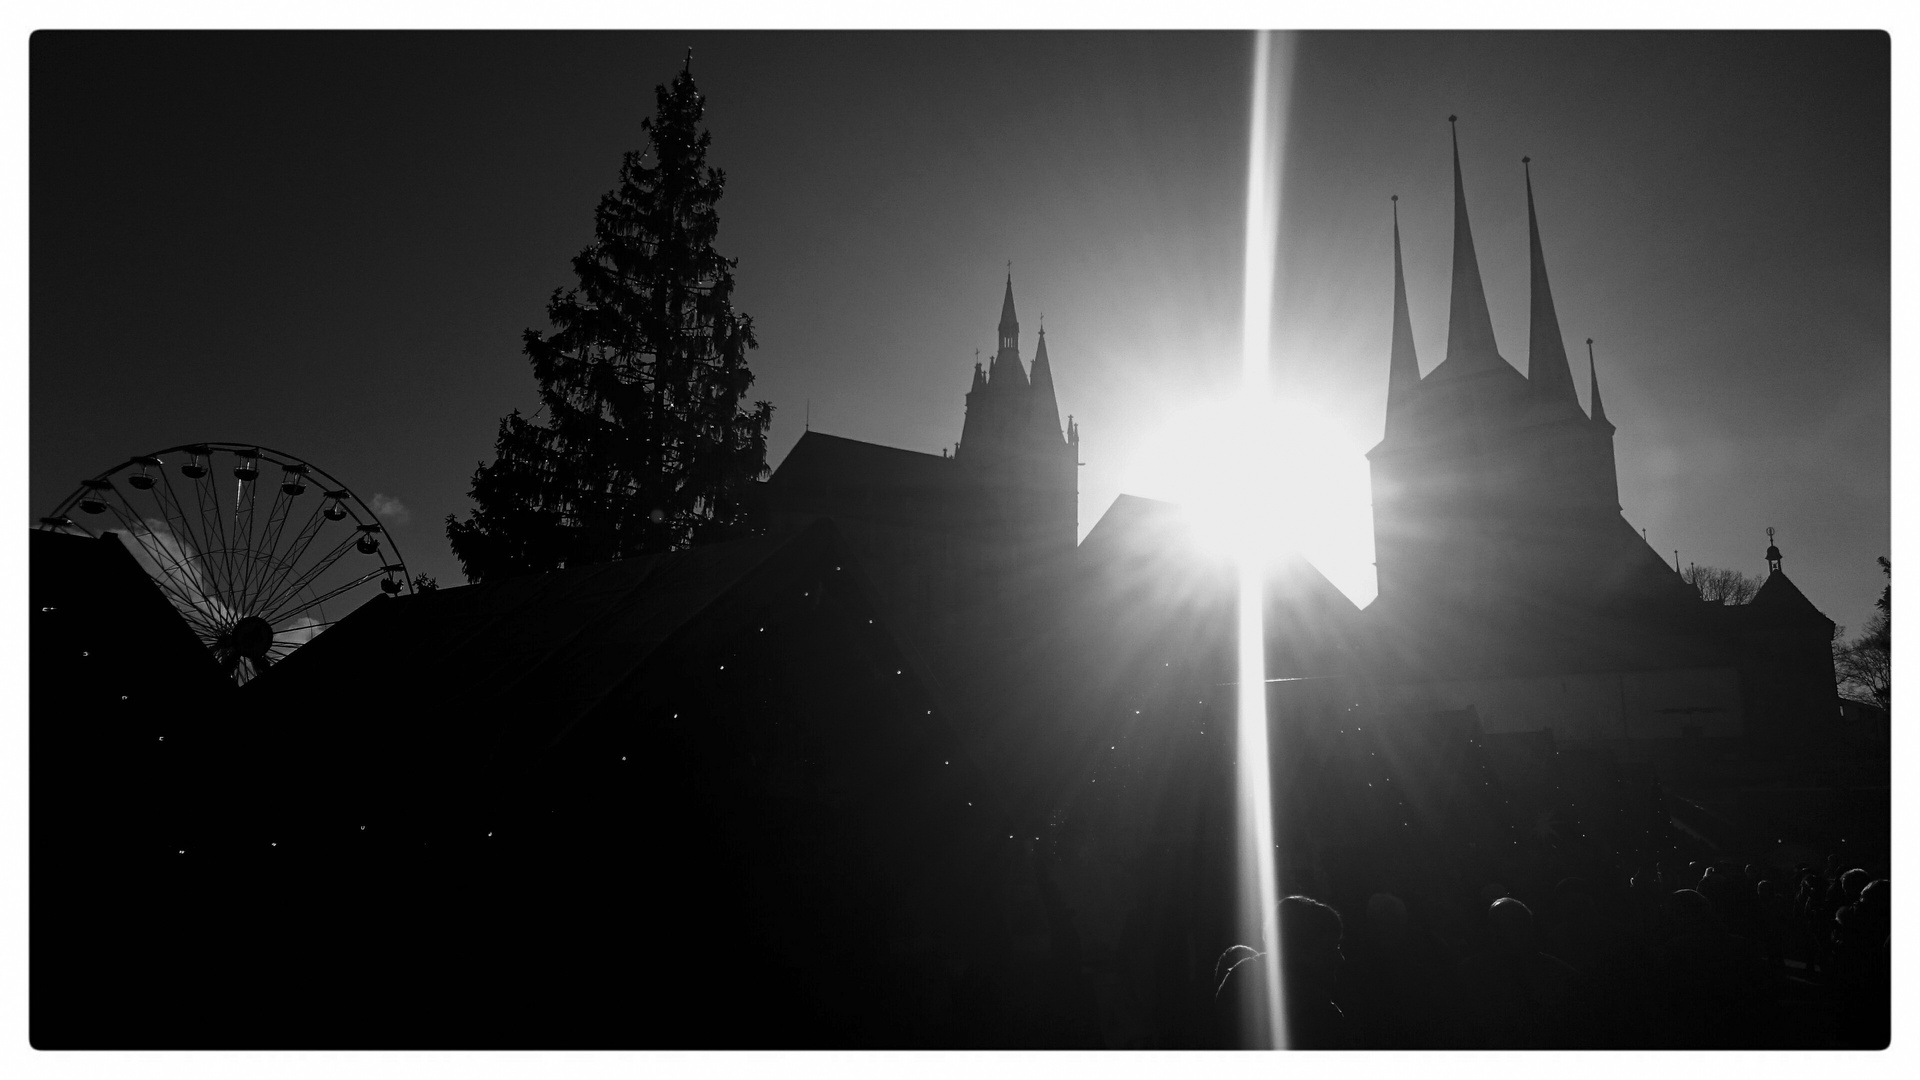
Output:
215,475,249,609
245,498,333,620
229,480,277,616
206,465,247,610
137,461,237,626
49,444,411,689
153,466,216,584
243,483,300,613
261,565,388,627
163,589,229,635
231,471,261,603
175,614,227,644
251,531,364,624
99,502,222,622
154,601,222,642
102,492,200,592
183,462,236,607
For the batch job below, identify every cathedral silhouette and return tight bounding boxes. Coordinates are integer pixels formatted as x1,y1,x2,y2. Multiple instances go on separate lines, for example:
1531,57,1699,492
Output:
760,123,1839,761
32,126,1869,1050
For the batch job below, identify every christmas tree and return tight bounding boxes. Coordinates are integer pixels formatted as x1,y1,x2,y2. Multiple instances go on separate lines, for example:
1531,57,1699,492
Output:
448,58,772,582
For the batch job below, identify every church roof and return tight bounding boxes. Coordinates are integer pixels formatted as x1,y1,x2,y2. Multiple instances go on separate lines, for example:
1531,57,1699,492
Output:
1750,568,1833,626
770,430,952,494
766,431,969,537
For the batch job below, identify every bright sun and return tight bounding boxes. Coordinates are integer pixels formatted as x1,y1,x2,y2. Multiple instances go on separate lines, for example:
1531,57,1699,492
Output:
1118,389,1379,608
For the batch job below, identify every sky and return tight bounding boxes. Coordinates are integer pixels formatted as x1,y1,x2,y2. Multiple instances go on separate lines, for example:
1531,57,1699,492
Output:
28,30,1890,636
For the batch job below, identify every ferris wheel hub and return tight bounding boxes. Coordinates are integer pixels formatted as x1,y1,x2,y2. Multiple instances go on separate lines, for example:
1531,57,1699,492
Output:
232,615,275,660
42,442,413,687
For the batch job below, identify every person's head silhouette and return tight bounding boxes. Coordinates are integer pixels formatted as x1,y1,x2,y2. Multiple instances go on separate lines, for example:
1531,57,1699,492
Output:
1487,897,1535,955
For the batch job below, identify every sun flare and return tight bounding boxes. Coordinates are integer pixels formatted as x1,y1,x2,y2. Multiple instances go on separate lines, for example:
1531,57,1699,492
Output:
1117,390,1378,606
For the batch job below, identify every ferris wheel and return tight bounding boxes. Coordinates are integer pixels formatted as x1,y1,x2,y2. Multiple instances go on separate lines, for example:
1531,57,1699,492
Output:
40,443,414,686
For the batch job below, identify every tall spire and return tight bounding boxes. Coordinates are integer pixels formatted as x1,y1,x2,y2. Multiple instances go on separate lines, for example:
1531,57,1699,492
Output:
1029,325,1063,442
1385,195,1421,432
1586,338,1611,427
1523,157,1579,407
1444,116,1504,372
991,273,1027,388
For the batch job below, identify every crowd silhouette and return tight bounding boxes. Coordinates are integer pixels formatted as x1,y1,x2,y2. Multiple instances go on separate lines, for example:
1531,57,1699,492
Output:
1214,858,1890,1049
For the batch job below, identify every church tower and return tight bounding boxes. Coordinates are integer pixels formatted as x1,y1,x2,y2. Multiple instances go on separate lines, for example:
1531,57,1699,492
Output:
1367,120,1687,617
957,274,1079,556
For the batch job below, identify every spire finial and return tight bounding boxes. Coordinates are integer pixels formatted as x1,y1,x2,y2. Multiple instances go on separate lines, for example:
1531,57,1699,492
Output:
1765,526,1783,573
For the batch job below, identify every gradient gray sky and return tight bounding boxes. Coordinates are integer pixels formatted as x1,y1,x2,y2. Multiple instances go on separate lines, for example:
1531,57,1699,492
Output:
30,31,1889,635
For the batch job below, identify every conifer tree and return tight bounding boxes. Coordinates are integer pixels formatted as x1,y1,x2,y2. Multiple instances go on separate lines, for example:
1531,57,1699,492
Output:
447,59,771,582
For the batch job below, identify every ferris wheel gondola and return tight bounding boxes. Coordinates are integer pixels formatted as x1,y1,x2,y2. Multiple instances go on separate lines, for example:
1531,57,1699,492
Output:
41,443,413,686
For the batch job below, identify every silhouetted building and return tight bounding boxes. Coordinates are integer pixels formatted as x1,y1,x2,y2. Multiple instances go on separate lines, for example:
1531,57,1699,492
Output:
1359,125,1837,751
32,164,1872,1053
957,275,1081,558
764,276,1081,704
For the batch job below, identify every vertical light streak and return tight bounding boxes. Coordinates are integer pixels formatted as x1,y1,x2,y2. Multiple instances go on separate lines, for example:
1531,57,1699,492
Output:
1234,27,1292,1050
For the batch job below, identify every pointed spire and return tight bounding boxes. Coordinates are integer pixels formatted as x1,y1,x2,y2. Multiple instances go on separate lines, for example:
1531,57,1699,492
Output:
1444,116,1505,372
1586,338,1612,427
990,273,1027,388
1524,157,1579,407
1029,325,1064,442
1385,195,1421,432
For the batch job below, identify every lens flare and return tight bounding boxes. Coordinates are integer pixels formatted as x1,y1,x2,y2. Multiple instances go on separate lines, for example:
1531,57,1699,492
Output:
1234,27,1294,1050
